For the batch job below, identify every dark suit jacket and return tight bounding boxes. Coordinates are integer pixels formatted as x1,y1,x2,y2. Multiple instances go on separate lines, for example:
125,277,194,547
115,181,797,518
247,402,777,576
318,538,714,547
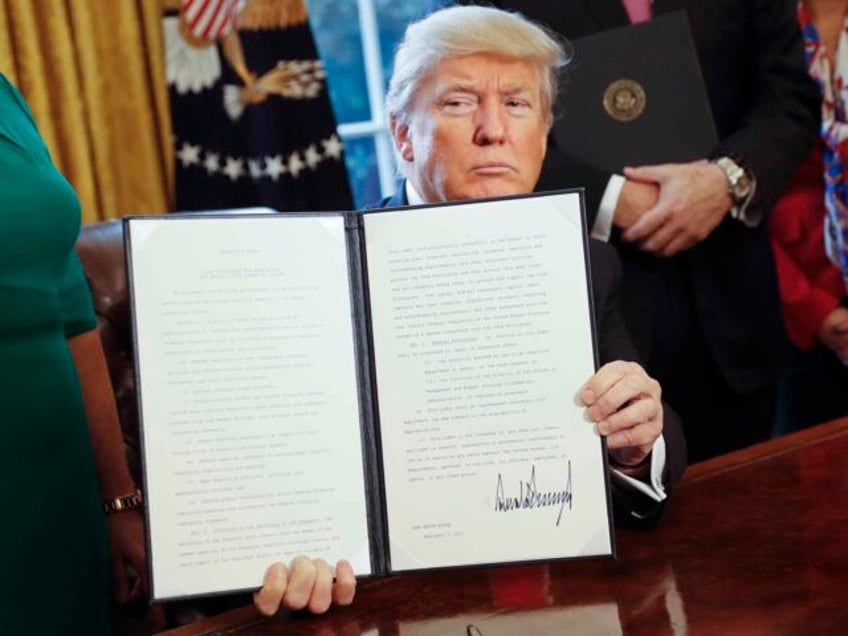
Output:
378,188,687,522
462,0,821,394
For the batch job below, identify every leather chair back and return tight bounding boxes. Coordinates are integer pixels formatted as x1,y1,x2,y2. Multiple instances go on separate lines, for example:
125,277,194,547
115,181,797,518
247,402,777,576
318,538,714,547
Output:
75,220,141,484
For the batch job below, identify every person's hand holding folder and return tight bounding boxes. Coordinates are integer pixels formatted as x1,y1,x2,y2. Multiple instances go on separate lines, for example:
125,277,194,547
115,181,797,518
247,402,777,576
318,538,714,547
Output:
581,360,663,474
254,557,356,616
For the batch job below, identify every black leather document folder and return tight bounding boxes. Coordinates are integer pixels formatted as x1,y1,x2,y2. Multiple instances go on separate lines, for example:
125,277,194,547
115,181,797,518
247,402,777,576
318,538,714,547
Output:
553,11,718,174
125,191,615,601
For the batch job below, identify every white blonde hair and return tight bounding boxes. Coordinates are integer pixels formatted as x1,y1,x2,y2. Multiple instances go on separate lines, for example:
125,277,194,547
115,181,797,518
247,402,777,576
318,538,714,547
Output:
385,5,570,127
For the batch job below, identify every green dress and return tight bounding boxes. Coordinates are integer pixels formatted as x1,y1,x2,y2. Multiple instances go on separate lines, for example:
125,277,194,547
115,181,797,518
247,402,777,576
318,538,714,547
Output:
0,74,111,634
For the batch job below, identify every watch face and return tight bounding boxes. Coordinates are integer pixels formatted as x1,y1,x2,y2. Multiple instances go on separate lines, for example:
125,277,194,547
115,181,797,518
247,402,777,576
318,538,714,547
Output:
717,157,751,201
734,173,753,199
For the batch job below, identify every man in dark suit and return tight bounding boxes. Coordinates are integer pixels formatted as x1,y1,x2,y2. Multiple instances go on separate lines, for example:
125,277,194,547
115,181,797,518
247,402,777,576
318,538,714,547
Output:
250,4,688,617
382,4,686,523
461,0,822,461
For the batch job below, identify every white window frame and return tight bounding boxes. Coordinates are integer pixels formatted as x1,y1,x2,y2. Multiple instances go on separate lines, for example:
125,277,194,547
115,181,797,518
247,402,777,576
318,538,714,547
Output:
336,0,399,198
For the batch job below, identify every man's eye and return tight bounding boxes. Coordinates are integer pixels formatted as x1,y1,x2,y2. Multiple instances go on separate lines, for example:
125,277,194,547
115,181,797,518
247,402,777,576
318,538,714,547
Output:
441,97,475,112
506,99,531,109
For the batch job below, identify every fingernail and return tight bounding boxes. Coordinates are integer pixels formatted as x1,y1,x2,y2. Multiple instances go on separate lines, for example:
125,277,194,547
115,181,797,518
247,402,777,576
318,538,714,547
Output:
597,420,608,435
583,389,595,404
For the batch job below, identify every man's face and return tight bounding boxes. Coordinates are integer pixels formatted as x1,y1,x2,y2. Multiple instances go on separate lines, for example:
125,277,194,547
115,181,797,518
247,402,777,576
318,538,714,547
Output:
391,53,549,202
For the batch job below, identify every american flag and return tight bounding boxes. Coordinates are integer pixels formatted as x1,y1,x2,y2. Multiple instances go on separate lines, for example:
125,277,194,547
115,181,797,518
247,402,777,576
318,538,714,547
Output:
165,0,353,212
182,0,241,40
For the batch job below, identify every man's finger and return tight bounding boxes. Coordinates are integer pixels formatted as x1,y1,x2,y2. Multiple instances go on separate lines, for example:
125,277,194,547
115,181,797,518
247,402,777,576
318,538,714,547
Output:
332,560,357,606
284,555,318,611
586,366,650,421
623,164,670,183
639,222,678,254
253,561,289,616
597,395,661,437
581,360,636,405
307,559,333,614
622,206,667,242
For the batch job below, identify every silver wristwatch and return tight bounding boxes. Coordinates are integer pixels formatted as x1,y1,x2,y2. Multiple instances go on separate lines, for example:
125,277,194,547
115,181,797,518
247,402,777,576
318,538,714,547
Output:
712,156,756,221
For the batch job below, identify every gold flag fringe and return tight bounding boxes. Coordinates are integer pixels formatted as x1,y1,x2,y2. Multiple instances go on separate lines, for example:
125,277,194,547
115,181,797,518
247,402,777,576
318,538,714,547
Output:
238,0,308,31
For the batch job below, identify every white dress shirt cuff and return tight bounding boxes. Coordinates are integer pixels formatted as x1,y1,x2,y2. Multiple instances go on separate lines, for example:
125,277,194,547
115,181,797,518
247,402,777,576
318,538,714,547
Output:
610,435,667,503
405,180,425,206
592,175,625,242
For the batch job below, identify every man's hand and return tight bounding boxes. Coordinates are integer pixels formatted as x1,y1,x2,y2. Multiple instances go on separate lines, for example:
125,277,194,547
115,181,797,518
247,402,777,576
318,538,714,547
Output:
818,307,848,360
253,556,356,616
620,161,733,256
613,179,659,231
580,360,663,469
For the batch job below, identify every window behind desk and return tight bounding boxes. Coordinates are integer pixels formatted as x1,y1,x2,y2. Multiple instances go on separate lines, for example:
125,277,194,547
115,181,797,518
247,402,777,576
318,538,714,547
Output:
308,0,445,208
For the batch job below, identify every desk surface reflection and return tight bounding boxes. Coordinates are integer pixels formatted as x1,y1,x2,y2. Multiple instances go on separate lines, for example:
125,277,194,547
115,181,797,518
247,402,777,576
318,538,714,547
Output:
163,418,848,635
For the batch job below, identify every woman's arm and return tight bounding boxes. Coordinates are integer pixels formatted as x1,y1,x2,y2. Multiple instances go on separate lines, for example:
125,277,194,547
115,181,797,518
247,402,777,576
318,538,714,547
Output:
68,328,147,603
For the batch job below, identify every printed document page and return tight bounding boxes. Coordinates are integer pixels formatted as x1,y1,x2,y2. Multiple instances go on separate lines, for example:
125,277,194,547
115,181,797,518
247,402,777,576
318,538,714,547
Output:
364,193,612,570
128,215,371,599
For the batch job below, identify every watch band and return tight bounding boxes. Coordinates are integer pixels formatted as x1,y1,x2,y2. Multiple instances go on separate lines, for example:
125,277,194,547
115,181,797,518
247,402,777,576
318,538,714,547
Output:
711,156,757,223
102,489,144,514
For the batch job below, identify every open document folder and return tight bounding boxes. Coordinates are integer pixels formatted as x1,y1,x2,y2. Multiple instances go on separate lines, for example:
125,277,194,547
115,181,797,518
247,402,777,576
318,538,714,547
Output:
125,191,615,601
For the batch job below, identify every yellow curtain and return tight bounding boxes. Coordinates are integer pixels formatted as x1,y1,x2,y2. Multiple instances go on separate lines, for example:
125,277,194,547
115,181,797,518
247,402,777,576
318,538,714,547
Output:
0,0,173,222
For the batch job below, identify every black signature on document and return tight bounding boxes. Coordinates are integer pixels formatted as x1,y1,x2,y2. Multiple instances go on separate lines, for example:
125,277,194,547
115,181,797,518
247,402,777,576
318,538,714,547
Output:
494,461,572,526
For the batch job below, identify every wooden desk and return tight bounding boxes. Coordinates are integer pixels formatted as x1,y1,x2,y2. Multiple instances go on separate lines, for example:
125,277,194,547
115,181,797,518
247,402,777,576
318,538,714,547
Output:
162,418,848,635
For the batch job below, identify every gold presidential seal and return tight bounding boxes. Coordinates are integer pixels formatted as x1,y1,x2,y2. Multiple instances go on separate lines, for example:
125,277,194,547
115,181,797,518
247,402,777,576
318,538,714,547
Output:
602,79,646,122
